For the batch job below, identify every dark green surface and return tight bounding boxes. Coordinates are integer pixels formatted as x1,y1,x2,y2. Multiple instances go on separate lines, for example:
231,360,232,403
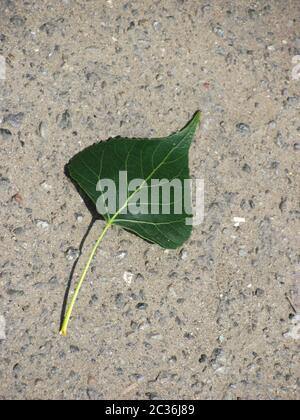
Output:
68,112,200,249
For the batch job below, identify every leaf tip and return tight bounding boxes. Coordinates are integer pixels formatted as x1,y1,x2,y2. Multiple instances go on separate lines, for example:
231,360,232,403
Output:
193,110,201,126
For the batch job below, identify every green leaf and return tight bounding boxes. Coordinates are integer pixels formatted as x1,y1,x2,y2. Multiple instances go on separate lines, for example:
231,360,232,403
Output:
68,112,201,249
60,112,201,336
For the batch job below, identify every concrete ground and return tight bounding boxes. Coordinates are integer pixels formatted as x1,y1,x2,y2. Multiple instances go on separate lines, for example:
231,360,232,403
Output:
0,0,299,400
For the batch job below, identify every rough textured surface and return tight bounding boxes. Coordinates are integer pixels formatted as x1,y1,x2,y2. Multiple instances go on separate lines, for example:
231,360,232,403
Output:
0,0,299,400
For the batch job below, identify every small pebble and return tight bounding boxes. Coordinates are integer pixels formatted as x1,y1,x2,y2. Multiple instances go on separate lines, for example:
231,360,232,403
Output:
279,197,287,212
116,250,127,260
153,21,162,31
40,181,52,191
275,131,285,147
283,315,300,340
65,247,80,261
13,227,24,235
236,123,250,134
0,315,6,340
7,289,24,297
130,373,145,383
268,120,276,129
0,176,10,190
36,220,50,229
136,273,145,282
0,128,12,140
136,302,148,310
242,163,251,173
115,293,125,309
239,249,248,257
38,121,48,139
10,15,26,27
58,110,72,130
255,288,265,297
213,24,224,38
199,354,207,363
49,276,58,285
4,113,24,128
11,193,23,205
248,9,258,19
179,248,188,260
75,213,83,223
233,217,245,227
123,271,134,285
138,319,150,330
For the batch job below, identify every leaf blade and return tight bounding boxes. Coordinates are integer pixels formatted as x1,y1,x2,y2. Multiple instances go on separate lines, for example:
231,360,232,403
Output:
68,112,201,249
